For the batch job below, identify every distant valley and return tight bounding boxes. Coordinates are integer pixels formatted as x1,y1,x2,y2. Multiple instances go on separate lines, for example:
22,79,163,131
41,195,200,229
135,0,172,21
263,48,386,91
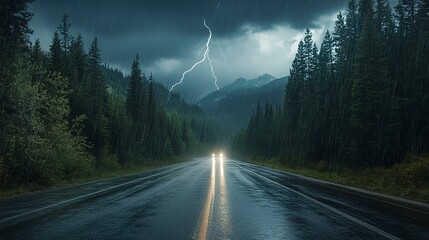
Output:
198,74,288,134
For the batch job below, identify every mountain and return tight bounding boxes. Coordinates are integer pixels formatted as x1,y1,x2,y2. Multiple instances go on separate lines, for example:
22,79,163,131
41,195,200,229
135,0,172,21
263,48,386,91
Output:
198,74,276,107
221,73,276,92
198,76,288,134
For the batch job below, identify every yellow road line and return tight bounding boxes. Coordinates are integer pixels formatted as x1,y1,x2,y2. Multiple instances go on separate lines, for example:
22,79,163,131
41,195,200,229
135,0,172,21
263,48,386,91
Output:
197,157,216,240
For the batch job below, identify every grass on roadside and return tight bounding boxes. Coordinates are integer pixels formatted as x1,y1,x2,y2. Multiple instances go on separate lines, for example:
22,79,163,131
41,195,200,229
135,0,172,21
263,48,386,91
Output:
0,157,189,198
243,154,429,204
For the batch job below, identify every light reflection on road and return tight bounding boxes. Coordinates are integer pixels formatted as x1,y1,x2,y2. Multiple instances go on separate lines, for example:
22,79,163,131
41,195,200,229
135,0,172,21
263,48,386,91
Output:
197,156,216,240
220,155,224,177
218,154,231,238
197,155,232,240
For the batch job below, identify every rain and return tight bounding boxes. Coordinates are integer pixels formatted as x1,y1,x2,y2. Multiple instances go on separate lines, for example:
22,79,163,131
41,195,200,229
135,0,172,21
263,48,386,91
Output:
0,0,428,239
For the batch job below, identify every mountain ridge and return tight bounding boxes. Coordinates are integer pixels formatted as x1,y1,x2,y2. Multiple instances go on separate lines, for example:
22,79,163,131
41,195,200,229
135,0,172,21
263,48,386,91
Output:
198,74,276,107
198,75,288,134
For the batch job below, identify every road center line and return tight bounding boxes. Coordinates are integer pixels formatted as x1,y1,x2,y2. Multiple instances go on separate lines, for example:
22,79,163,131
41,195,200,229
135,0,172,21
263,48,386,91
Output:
196,156,216,240
232,161,400,240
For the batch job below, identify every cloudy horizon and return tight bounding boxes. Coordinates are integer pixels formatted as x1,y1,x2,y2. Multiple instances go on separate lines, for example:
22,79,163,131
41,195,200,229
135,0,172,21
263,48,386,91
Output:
28,0,393,102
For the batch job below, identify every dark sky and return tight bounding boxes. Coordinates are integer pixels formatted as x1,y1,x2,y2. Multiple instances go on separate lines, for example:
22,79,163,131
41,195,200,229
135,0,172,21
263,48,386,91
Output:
29,0,392,102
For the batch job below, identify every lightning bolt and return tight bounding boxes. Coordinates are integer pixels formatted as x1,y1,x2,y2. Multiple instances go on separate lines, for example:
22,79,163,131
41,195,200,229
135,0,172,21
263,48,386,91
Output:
169,19,219,95
216,1,221,9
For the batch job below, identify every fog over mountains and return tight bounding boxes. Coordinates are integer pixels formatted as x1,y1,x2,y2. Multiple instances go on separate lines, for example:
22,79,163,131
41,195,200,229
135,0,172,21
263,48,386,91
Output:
198,74,288,134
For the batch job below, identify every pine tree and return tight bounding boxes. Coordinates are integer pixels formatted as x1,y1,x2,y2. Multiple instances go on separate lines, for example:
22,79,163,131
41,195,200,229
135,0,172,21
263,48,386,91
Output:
145,77,157,135
48,31,63,74
334,8,356,163
247,102,263,157
69,34,87,119
108,93,131,164
395,0,418,36
0,0,33,65
142,77,161,158
282,41,305,161
390,0,424,159
31,39,43,64
263,103,275,157
303,29,314,81
375,0,394,38
58,14,71,53
333,12,348,74
30,39,45,84
58,14,72,76
350,0,391,167
346,0,359,72
125,55,143,123
317,30,338,163
319,31,334,79
85,37,108,157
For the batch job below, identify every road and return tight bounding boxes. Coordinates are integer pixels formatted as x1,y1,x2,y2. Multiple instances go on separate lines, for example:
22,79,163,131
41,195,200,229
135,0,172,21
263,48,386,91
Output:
0,156,428,239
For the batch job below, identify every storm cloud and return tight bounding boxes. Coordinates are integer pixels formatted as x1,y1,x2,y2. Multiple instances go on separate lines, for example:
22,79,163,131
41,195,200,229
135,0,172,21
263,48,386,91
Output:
29,0,350,102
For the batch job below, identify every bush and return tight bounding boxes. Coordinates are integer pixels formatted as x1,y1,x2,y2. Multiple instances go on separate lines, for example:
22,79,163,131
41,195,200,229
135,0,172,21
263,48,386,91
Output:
382,154,429,188
33,124,94,185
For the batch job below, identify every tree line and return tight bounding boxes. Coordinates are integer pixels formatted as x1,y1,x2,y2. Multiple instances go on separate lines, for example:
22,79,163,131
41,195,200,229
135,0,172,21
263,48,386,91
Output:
0,0,217,187
233,0,428,170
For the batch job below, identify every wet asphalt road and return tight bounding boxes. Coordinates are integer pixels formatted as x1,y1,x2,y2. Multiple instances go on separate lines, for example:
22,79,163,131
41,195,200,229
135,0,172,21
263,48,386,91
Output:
0,157,428,240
